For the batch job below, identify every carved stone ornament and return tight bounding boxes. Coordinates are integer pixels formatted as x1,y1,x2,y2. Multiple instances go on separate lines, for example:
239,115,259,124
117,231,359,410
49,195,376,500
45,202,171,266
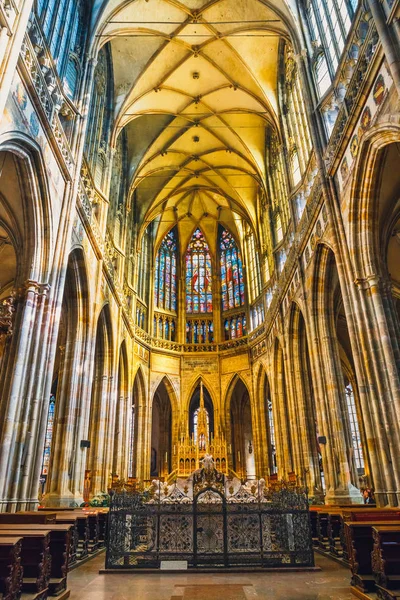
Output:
0,292,16,336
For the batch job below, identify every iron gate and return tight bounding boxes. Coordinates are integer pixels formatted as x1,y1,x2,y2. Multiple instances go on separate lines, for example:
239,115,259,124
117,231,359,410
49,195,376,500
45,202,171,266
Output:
105,479,314,569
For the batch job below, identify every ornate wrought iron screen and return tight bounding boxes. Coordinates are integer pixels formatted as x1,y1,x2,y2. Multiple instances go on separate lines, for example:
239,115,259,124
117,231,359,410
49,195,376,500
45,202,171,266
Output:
106,471,314,569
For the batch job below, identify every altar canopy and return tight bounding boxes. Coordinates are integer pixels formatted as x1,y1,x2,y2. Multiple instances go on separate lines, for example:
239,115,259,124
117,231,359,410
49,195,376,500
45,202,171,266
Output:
105,460,314,570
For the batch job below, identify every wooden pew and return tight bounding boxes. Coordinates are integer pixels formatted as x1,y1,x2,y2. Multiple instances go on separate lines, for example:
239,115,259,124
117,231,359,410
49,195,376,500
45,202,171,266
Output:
345,521,400,593
0,530,51,599
341,510,400,562
39,509,97,556
0,536,23,600
22,513,79,566
0,513,57,525
371,525,400,599
94,510,108,548
0,524,72,596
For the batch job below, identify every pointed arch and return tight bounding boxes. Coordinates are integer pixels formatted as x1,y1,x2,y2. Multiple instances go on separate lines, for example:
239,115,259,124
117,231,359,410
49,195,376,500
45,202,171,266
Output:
39,247,91,504
151,376,175,477
287,301,324,495
272,337,293,477
185,374,217,415
254,364,277,477
130,364,147,481
225,374,255,479
86,303,114,496
0,134,53,285
188,378,215,441
349,123,400,279
113,339,130,479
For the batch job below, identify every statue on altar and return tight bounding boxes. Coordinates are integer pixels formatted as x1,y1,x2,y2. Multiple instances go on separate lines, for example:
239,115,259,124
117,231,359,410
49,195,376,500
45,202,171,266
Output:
201,453,215,474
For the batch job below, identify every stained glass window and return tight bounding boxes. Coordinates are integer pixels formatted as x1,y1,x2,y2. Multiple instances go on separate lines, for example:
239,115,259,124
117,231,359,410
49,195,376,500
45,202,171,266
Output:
245,231,262,303
154,229,177,311
267,398,277,474
185,229,212,313
41,394,56,479
224,315,246,340
220,228,245,311
345,382,364,473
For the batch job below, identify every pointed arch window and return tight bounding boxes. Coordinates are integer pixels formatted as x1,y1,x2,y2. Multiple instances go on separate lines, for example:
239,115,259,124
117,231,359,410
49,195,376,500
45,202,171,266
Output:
154,228,177,312
84,47,111,175
245,231,262,303
37,0,84,93
40,394,56,482
344,381,364,473
219,228,245,311
185,228,212,313
306,0,356,92
267,397,277,475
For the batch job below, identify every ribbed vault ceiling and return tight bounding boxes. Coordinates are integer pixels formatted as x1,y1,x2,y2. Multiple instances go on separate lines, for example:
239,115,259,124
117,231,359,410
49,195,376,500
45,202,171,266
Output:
95,0,296,252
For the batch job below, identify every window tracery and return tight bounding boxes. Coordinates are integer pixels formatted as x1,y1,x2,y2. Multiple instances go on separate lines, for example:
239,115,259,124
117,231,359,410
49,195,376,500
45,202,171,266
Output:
219,228,245,311
245,231,261,304
36,0,84,98
282,47,312,185
185,228,212,314
154,228,177,312
84,48,111,176
345,381,364,473
306,0,356,96
137,227,151,307
40,394,55,483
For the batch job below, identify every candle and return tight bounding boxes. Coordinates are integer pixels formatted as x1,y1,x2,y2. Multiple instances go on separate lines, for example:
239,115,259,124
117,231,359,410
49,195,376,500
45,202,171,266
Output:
165,452,168,462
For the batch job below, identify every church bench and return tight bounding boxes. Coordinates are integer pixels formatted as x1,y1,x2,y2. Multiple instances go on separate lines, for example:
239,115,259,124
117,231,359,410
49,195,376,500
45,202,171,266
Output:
341,511,400,561
54,514,87,561
0,530,51,598
0,537,23,600
371,525,400,597
312,508,400,561
95,510,108,547
0,524,72,596
344,521,400,593
16,513,77,567
72,511,99,553
0,514,57,525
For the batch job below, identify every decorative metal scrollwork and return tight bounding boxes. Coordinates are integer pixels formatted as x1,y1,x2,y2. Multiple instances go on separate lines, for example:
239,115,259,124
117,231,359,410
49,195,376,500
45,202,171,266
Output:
106,466,314,570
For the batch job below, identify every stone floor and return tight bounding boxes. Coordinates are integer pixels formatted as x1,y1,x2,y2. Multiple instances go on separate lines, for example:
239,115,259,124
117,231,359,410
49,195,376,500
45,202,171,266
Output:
67,552,355,600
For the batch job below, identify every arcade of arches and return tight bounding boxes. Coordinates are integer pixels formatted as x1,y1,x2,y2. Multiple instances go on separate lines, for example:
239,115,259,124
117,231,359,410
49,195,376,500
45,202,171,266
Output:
1,0,400,521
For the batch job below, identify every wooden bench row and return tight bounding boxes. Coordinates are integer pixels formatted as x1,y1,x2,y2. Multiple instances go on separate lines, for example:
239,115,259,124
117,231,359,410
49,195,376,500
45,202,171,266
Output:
0,508,108,600
309,505,400,560
310,506,400,599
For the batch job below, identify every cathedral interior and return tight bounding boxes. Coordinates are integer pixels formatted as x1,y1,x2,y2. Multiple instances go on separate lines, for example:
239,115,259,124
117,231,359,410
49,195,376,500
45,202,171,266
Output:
1,0,400,596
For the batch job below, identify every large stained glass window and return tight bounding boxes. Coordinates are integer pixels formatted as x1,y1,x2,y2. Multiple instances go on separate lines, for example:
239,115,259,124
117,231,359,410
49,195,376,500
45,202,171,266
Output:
185,229,212,313
154,229,177,311
220,228,245,311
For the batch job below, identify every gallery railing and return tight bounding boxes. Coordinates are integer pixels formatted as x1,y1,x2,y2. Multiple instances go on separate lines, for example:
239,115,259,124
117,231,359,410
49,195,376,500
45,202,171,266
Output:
105,473,314,570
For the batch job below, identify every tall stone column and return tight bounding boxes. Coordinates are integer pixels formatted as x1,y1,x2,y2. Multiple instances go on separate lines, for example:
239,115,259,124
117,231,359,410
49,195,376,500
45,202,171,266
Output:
0,281,49,510
352,275,400,506
309,316,362,504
